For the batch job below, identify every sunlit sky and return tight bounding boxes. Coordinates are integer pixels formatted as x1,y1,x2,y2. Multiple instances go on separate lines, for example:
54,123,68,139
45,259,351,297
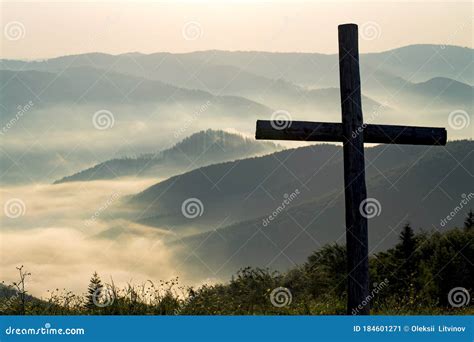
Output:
1,1,473,60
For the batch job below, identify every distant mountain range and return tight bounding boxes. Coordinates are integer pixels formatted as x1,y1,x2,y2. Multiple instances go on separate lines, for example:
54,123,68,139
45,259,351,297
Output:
1,45,471,113
122,140,473,278
2,45,472,85
0,67,271,117
1,44,472,185
1,45,472,286
54,129,280,183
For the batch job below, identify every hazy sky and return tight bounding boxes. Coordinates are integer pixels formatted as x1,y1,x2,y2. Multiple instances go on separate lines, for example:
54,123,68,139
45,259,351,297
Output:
1,1,472,60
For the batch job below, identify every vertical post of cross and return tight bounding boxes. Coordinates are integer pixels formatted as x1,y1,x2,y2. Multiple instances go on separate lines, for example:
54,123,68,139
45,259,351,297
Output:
338,23,370,315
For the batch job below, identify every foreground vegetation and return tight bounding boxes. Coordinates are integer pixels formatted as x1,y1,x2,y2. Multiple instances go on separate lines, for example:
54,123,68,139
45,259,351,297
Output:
1,213,473,315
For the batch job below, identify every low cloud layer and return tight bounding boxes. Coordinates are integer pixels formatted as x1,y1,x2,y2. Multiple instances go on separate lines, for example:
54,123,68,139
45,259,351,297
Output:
0,179,194,298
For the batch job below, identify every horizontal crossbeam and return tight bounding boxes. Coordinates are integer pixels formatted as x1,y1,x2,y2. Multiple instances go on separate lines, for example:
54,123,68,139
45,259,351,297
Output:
256,120,447,145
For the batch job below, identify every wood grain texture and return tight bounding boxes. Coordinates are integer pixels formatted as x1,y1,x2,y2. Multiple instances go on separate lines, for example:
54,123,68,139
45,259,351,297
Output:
254,23,448,316
339,23,370,315
256,120,447,145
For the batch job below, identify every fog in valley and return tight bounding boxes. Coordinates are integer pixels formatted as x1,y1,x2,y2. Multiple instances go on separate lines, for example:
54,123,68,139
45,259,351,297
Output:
0,179,203,297
1,45,472,299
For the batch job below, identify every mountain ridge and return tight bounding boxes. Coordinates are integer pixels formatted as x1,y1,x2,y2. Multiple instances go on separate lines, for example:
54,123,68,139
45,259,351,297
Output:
54,129,281,184
126,140,472,246
1,44,470,63
2,45,471,86
153,140,473,278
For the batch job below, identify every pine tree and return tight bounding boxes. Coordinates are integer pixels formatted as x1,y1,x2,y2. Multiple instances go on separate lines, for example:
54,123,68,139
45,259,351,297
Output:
85,272,103,310
395,223,418,295
464,209,473,230
399,223,416,261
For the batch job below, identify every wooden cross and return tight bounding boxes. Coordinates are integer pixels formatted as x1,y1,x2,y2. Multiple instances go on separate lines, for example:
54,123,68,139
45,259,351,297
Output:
255,24,447,315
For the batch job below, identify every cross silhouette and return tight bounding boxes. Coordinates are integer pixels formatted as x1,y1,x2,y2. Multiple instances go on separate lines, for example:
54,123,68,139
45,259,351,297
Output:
255,24,447,315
